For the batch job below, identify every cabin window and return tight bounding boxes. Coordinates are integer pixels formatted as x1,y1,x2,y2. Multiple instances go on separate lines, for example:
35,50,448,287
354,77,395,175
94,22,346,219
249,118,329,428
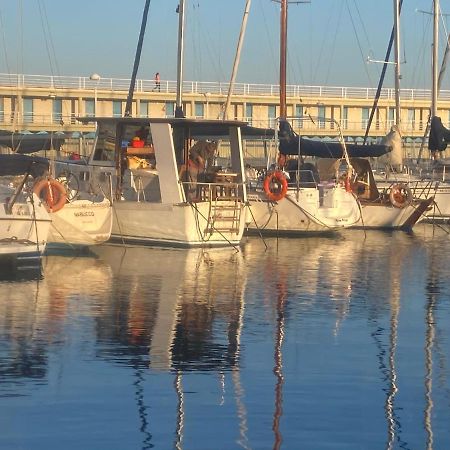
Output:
113,101,122,117
53,98,62,124
85,99,95,117
23,98,33,123
93,122,117,162
268,105,276,128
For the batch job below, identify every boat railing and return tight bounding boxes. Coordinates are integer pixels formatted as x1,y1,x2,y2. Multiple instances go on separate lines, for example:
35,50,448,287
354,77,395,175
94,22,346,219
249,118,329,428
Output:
180,179,243,203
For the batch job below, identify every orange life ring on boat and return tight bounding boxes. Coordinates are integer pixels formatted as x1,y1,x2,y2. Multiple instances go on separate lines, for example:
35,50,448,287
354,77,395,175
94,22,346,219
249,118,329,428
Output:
33,178,68,213
263,171,288,202
389,183,412,209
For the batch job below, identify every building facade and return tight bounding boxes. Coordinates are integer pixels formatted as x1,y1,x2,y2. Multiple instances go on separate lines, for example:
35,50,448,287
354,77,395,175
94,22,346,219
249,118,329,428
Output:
1,73,450,143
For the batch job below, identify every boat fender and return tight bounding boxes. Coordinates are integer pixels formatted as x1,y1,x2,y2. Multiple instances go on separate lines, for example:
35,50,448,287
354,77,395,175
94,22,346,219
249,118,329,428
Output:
389,183,412,208
263,171,288,202
33,178,68,213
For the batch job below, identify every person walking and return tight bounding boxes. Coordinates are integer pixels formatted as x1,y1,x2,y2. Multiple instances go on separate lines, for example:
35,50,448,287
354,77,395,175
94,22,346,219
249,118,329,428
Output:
152,72,161,92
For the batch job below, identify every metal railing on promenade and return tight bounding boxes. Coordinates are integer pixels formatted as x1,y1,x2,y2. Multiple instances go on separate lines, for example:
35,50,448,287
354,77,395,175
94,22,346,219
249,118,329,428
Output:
0,72,445,101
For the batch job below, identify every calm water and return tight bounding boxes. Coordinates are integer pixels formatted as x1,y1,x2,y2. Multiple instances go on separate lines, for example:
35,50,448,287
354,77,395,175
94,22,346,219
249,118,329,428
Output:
1,224,450,450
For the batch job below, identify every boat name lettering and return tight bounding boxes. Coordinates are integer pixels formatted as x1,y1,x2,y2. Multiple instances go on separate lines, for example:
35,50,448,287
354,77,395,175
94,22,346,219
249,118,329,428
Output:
74,211,95,217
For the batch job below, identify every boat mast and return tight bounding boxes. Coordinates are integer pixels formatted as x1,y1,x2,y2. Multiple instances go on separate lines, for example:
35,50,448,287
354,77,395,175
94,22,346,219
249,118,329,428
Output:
124,0,151,117
175,0,186,118
222,0,252,120
393,0,401,127
431,0,439,118
277,1,310,121
279,0,288,120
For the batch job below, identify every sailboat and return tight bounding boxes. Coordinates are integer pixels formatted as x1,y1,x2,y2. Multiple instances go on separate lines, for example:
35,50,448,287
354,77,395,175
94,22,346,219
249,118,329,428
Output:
372,0,450,223
244,0,431,232
0,154,51,267
244,1,361,235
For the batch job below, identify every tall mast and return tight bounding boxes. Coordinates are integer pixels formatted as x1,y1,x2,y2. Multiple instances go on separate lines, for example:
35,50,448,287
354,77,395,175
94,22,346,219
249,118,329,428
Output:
279,0,288,119
431,0,439,117
393,0,401,126
124,0,151,117
175,0,186,118
222,0,252,120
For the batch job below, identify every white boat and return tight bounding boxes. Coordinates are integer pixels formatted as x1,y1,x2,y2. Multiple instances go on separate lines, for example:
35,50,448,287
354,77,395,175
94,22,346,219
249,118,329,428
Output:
31,166,113,249
0,154,51,267
59,116,250,248
243,0,361,235
245,158,361,235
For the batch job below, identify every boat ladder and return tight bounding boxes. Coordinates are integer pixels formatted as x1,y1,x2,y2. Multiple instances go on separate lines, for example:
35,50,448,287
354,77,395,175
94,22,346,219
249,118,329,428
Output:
204,196,241,236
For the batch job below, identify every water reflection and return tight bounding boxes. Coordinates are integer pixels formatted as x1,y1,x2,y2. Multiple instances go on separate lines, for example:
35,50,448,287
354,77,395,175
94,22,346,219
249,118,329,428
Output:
0,225,449,449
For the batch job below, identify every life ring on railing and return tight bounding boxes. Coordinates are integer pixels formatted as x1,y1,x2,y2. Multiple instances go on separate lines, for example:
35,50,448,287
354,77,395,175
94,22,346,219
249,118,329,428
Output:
33,178,68,213
263,171,288,202
389,183,412,208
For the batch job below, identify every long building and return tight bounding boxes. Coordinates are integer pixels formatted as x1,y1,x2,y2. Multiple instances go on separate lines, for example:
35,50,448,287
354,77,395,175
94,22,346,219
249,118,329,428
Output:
1,72,450,147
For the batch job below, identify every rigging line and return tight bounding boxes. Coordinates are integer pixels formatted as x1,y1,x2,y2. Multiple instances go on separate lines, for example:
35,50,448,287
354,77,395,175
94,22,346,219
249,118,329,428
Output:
37,1,56,79
363,0,404,143
312,1,336,83
345,0,373,87
325,0,345,85
0,8,11,76
17,0,23,74
39,0,62,80
259,0,278,82
351,0,373,53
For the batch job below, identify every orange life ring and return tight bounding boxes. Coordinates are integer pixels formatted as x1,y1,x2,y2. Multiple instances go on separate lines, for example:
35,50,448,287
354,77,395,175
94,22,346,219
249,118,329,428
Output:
263,171,288,202
33,178,67,213
389,183,412,208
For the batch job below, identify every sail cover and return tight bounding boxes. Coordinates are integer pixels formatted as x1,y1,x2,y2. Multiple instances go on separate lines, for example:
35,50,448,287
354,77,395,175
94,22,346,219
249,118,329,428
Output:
278,121,392,158
428,116,450,152
0,154,49,178
0,131,65,154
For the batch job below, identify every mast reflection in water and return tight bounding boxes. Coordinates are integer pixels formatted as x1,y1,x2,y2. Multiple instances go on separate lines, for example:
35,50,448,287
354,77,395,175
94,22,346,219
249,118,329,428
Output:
0,224,450,450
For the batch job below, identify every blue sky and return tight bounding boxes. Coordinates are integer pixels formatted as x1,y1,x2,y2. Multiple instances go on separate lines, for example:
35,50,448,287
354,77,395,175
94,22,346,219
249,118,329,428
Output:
0,0,447,89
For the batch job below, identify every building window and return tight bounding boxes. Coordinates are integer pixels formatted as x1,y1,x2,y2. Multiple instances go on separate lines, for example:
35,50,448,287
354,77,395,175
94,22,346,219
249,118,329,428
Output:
113,101,122,117
245,103,253,125
165,102,175,118
268,104,276,127
53,98,62,124
85,99,95,117
388,107,395,127
408,108,415,130
195,102,204,118
0,97,4,123
361,107,369,130
318,105,326,129
295,104,303,128
342,106,348,130
139,101,149,118
23,98,33,124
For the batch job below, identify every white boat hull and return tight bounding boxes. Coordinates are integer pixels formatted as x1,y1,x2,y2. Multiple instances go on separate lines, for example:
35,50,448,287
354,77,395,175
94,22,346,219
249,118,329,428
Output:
245,186,361,234
0,193,51,264
47,198,112,247
111,199,245,247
